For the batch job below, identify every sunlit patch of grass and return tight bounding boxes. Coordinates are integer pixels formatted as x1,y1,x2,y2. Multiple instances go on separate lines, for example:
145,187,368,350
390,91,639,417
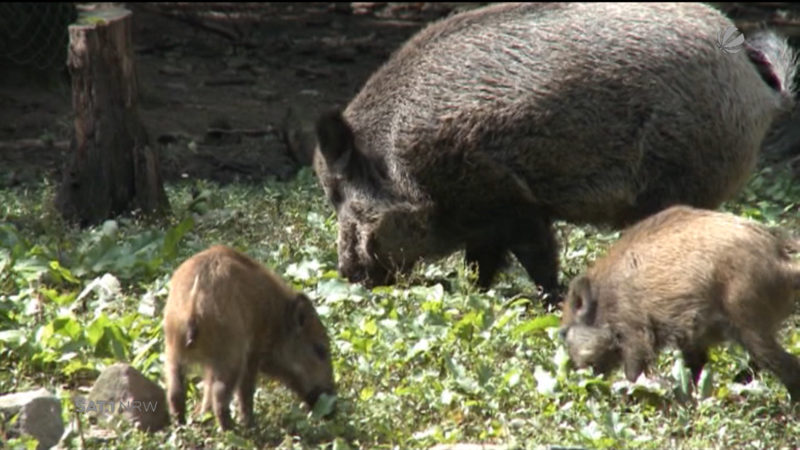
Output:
1,165,799,448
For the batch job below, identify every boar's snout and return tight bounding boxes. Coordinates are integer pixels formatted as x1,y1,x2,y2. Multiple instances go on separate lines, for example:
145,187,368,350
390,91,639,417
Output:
338,260,396,288
305,386,337,416
338,260,366,283
304,387,323,406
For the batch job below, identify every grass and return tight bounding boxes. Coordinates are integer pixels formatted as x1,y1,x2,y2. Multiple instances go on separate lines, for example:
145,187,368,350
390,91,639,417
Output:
1,165,799,449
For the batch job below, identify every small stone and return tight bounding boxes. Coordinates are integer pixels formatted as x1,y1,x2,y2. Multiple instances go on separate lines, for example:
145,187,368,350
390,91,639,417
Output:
86,363,169,432
0,388,65,450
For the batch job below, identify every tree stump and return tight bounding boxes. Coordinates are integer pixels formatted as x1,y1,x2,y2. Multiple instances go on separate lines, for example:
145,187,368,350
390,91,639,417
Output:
56,5,169,227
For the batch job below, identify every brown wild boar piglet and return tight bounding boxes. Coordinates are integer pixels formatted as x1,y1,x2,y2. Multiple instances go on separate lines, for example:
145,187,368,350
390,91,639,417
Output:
560,206,800,400
163,245,335,431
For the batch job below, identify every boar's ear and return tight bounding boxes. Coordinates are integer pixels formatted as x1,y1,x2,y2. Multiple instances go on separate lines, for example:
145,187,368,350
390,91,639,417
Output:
316,110,356,169
567,275,597,325
316,109,387,185
287,293,314,332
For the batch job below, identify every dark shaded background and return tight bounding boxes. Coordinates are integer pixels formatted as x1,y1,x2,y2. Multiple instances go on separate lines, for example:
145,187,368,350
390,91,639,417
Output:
1,2,798,188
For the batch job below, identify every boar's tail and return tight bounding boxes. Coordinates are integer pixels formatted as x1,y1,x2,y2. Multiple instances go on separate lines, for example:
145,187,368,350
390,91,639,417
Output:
186,318,198,348
185,274,201,348
745,30,798,107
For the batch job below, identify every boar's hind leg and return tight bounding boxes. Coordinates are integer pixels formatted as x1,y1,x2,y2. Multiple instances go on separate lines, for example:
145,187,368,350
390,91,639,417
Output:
465,243,508,290
210,361,243,431
199,366,214,415
236,354,260,428
165,357,186,425
510,219,559,296
738,329,800,401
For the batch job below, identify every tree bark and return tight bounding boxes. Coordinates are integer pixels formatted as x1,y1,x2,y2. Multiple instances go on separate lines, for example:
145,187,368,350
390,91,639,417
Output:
56,5,169,227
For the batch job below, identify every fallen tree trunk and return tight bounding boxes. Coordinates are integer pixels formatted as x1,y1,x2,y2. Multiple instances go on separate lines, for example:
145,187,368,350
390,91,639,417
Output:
56,5,169,227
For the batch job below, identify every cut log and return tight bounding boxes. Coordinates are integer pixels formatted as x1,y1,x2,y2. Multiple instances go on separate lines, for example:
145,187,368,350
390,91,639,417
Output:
56,5,169,227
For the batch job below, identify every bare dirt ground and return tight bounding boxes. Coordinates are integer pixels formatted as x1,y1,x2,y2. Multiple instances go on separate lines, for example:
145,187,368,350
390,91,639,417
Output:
0,2,468,188
1,2,799,191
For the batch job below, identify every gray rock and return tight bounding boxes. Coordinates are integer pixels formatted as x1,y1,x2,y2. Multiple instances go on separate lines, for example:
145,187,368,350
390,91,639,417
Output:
86,363,169,432
0,388,65,450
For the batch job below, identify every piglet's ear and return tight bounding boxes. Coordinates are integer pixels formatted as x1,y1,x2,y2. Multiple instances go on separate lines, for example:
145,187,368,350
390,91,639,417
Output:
287,294,313,333
316,109,356,168
567,275,597,325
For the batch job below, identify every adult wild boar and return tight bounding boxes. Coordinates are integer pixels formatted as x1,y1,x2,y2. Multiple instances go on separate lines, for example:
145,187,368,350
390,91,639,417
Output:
559,206,800,400
313,3,797,295
163,245,335,431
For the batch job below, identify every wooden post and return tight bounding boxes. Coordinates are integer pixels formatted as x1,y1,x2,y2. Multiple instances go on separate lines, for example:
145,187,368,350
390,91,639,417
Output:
56,5,169,226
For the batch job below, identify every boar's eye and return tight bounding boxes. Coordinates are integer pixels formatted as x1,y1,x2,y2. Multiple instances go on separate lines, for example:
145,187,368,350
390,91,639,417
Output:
313,343,328,361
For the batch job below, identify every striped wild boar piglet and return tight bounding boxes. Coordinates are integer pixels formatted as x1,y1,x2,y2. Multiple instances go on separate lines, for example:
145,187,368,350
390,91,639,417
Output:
163,245,335,431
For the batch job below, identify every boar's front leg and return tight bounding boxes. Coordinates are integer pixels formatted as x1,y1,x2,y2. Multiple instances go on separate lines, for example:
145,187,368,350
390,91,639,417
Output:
465,242,508,290
621,330,656,382
199,366,214,416
478,213,561,302
510,216,559,297
210,359,243,431
464,215,559,296
680,346,709,385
